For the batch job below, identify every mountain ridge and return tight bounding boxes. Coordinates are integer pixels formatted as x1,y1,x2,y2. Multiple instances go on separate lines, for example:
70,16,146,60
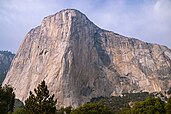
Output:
0,51,15,84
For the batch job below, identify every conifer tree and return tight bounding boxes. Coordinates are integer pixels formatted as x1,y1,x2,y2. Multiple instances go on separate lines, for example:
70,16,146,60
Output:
25,80,57,114
0,84,15,114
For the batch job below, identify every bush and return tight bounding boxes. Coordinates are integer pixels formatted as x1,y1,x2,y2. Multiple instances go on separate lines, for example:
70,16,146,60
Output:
70,102,114,114
57,106,72,114
13,108,27,114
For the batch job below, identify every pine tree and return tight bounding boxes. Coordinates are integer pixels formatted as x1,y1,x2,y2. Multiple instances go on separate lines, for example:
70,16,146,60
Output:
25,80,57,114
0,84,15,114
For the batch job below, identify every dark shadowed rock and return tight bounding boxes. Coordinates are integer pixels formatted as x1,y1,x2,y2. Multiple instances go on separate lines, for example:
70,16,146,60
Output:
0,51,14,84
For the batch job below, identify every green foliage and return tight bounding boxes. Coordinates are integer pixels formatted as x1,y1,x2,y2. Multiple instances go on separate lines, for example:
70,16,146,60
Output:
119,96,166,114
13,108,28,114
90,92,151,113
165,97,171,114
0,84,15,114
118,108,131,114
57,106,72,114
70,102,114,114
75,92,171,114
24,80,57,114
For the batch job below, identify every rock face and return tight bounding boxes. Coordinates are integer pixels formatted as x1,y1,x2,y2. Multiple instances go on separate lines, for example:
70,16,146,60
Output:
0,51,14,84
3,9,171,107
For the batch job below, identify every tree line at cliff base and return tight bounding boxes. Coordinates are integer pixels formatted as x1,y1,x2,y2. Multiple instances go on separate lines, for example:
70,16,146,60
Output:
0,80,171,114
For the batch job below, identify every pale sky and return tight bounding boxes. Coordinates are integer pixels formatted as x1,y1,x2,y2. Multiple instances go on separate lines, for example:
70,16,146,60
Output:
0,0,171,52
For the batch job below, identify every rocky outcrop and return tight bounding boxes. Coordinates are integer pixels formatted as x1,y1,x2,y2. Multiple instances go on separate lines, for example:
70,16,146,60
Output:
0,51,14,84
3,9,171,107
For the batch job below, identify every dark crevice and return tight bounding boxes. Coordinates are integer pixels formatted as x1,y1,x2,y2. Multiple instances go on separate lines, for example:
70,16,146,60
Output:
39,49,44,55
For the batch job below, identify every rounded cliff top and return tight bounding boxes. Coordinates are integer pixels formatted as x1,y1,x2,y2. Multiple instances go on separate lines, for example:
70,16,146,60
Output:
42,9,89,22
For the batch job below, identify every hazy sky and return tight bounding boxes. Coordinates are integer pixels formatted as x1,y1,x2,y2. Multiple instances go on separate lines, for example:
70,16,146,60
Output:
0,0,171,52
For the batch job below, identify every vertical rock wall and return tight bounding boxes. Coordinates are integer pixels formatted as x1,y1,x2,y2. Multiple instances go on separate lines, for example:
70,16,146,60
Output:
3,9,171,107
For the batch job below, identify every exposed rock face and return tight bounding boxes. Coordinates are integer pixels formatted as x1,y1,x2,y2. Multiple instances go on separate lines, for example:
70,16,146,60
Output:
0,51,15,84
3,9,171,107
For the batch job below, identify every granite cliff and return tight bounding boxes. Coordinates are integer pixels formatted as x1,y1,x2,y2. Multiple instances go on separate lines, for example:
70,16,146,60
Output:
3,9,171,107
0,51,14,84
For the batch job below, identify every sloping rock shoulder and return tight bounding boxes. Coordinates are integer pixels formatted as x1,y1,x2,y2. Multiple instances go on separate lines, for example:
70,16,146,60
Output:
3,9,171,107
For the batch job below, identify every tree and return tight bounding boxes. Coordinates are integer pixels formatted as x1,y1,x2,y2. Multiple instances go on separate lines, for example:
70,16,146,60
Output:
120,96,166,114
165,96,171,114
70,102,114,114
0,84,15,114
25,80,57,114
90,92,151,113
